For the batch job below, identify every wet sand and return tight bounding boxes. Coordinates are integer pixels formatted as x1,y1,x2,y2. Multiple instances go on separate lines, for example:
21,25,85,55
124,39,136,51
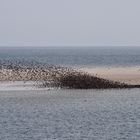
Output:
81,66,140,85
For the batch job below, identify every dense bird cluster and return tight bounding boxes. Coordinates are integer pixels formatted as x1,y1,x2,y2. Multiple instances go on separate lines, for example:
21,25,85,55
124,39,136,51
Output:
0,63,72,81
0,61,140,89
42,70,140,89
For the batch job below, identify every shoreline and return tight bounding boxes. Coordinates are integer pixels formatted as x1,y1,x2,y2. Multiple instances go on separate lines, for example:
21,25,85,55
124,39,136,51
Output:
0,81,53,91
0,81,37,91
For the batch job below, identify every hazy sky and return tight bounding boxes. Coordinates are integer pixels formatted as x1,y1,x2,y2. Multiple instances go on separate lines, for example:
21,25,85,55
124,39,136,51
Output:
0,0,140,47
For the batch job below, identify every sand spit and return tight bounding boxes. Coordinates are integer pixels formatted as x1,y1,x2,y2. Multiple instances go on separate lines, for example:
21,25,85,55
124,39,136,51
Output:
81,66,140,85
0,64,140,89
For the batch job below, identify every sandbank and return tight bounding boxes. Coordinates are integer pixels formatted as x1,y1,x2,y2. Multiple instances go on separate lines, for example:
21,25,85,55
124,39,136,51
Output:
80,66,140,85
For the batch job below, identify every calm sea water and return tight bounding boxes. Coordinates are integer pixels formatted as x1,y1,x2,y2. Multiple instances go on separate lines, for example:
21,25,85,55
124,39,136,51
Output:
0,47,140,67
0,89,140,139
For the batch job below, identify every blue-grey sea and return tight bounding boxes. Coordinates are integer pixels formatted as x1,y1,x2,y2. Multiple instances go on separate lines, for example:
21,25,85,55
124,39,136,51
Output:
0,46,140,67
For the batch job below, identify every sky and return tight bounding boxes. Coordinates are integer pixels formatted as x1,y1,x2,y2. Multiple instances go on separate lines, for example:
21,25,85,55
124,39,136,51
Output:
0,0,140,47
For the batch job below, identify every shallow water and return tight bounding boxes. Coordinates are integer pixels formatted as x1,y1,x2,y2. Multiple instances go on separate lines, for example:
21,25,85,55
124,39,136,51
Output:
0,89,140,139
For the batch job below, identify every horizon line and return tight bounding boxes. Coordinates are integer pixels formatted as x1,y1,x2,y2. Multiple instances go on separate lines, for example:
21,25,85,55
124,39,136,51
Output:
0,45,140,47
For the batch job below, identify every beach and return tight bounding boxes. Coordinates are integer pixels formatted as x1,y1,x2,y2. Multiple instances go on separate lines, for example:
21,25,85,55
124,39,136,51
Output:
81,66,140,85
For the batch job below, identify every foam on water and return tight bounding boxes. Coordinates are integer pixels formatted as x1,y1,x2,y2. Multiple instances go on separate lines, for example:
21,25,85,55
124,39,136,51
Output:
0,81,52,91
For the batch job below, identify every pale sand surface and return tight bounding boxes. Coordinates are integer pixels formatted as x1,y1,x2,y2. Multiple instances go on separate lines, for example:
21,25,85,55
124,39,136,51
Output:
80,66,140,85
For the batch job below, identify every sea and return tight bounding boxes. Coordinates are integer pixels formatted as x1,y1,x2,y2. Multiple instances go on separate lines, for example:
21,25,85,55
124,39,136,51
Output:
0,46,140,140
0,46,140,67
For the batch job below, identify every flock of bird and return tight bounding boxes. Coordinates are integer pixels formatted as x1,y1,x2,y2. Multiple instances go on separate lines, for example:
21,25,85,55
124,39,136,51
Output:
0,61,140,89
0,62,75,82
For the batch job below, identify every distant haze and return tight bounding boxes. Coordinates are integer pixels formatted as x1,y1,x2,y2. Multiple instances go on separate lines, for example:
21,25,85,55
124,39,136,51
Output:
0,0,140,47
